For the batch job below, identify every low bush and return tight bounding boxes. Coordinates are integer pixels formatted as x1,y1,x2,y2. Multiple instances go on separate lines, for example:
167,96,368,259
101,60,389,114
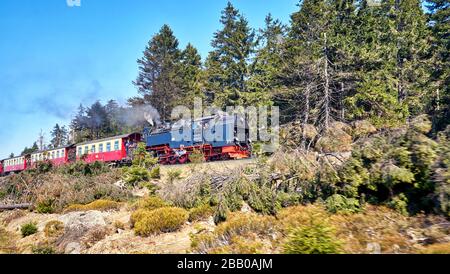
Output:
122,166,152,187
35,199,56,214
283,220,342,254
134,196,169,211
134,207,188,236
325,194,361,214
190,212,276,254
387,194,409,216
32,244,56,254
21,222,38,237
64,199,121,212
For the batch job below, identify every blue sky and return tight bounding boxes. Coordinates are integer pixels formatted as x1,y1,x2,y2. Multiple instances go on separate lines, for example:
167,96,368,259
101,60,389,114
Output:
0,0,299,159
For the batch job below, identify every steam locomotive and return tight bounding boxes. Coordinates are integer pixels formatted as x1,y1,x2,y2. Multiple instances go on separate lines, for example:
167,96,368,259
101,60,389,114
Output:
0,113,251,175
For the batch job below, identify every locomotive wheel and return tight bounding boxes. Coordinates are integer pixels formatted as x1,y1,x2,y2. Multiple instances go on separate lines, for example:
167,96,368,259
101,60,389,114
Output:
178,154,188,164
169,157,178,165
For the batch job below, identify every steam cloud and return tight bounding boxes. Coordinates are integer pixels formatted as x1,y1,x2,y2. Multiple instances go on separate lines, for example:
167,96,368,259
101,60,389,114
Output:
118,104,161,127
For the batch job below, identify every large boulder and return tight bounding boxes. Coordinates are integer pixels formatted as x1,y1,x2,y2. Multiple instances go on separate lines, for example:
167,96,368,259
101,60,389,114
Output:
56,210,107,254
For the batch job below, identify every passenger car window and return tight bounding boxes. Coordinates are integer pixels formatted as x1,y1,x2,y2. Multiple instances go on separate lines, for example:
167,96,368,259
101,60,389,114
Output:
114,140,120,151
106,142,111,152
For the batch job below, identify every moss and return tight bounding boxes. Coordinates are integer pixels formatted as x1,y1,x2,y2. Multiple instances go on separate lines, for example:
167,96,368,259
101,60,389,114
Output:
134,207,188,236
64,199,121,212
21,222,38,237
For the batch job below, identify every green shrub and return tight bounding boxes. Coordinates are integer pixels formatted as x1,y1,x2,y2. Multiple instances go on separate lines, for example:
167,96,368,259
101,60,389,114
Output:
21,222,38,237
36,199,55,214
167,169,183,184
32,245,56,254
122,166,151,187
283,220,342,254
387,194,409,216
149,166,160,179
276,192,302,208
134,207,188,236
325,194,361,214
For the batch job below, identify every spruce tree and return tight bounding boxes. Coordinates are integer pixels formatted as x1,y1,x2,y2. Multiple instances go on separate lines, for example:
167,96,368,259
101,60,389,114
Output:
279,0,338,130
50,124,68,148
133,24,182,120
427,0,449,130
247,14,285,106
345,0,408,127
178,43,204,108
205,2,256,108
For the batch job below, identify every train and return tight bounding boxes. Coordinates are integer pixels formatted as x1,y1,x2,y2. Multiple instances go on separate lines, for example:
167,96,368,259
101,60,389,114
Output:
0,113,251,176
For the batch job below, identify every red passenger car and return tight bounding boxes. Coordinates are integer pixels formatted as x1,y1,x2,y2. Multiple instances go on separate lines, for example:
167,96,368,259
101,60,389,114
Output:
3,156,28,174
30,145,76,167
76,133,141,164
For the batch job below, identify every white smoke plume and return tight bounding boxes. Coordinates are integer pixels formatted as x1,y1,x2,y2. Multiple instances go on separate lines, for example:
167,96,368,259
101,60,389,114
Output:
118,105,161,127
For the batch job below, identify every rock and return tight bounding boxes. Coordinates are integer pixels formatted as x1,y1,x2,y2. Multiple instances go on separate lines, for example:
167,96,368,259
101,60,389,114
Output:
366,242,381,254
65,242,82,254
58,210,106,230
56,211,107,253
240,202,253,213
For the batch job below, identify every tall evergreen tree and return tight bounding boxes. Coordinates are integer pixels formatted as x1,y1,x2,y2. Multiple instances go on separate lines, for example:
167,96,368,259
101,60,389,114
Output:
178,43,204,108
279,0,338,130
205,2,256,107
247,14,286,106
345,0,408,127
50,124,68,148
133,24,182,121
346,0,430,127
427,0,450,130
86,101,109,139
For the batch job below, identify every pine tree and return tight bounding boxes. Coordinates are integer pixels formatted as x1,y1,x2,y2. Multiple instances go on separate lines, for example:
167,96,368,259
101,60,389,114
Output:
205,2,256,107
133,24,182,121
21,142,39,155
178,43,204,109
427,0,450,130
394,0,431,116
345,0,408,127
279,0,338,130
86,101,109,139
247,14,285,106
50,124,68,148
345,0,430,127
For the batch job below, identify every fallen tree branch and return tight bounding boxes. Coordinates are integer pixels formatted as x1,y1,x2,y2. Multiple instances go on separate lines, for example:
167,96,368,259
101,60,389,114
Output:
0,203,32,211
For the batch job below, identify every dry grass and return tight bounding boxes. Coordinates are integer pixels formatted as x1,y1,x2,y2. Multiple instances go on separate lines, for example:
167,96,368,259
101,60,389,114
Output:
190,212,277,254
0,169,130,213
44,220,65,238
64,199,122,213
0,227,18,254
